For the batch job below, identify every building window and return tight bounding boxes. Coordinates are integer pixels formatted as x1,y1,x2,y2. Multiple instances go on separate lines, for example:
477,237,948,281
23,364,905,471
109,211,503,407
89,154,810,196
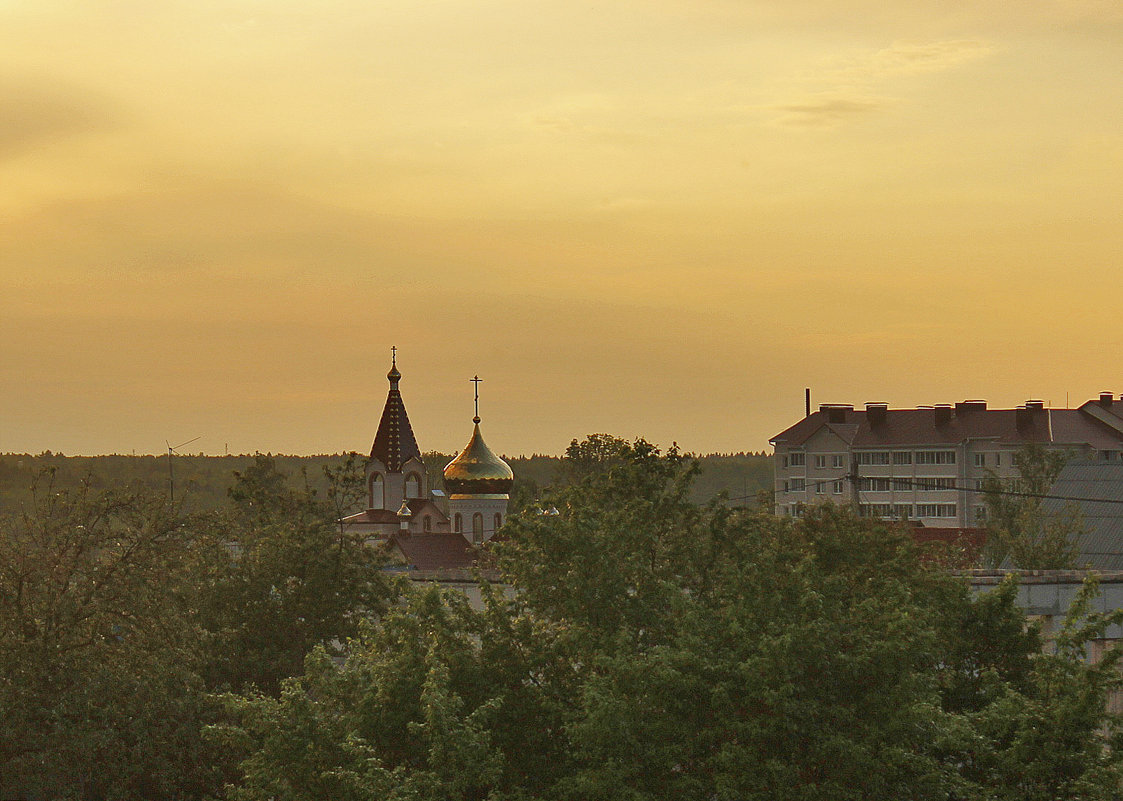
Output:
454,513,462,533
790,478,806,492
370,473,384,509
894,504,913,519
815,480,826,494
814,454,827,468
832,454,844,468
423,516,431,532
859,503,895,518
915,477,956,491
994,453,1001,467
832,480,844,494
494,512,503,532
892,451,912,465
974,506,988,523
856,452,891,466
859,478,891,492
916,504,956,518
789,452,806,467
472,513,484,543
405,472,421,499
973,453,986,468
782,455,789,469
915,451,956,465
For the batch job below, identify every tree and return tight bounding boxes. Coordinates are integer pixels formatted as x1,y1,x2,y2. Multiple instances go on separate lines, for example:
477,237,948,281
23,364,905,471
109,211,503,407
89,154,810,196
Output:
194,454,392,695
225,436,1123,801
982,444,1085,569
0,471,229,799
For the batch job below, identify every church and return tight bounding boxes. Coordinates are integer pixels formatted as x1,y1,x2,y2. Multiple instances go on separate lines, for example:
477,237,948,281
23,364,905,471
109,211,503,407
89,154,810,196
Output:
340,352,514,567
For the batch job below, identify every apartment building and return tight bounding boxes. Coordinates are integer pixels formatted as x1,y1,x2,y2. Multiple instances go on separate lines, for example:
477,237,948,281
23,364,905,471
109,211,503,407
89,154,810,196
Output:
770,394,1123,527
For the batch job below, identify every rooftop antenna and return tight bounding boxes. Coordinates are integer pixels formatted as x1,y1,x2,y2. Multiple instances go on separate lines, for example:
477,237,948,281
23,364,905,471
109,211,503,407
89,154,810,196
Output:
470,375,482,424
167,436,200,504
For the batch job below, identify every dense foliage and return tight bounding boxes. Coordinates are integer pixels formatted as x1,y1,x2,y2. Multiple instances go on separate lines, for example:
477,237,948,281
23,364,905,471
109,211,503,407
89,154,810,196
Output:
0,457,393,799
982,444,1085,569
1,438,1120,799
227,437,1123,801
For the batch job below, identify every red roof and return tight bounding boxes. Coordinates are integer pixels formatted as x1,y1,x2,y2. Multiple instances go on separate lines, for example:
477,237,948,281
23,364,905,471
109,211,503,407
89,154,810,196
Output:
341,508,400,525
910,526,987,567
390,533,477,571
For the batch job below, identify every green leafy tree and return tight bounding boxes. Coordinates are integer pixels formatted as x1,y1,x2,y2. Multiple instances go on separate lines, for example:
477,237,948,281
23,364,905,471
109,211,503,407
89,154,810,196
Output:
983,444,1084,569
225,436,1123,801
0,471,229,799
194,454,392,695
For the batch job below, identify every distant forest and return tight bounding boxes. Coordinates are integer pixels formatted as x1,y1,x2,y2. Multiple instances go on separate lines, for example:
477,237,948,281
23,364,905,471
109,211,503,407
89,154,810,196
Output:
0,449,774,515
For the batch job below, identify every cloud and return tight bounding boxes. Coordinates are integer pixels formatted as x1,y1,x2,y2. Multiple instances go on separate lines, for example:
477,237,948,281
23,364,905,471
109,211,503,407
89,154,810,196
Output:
0,76,123,159
771,94,887,127
832,39,995,81
767,38,993,127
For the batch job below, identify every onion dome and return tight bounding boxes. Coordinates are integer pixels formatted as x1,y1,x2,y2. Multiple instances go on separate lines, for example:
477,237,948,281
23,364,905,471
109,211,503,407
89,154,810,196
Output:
443,423,514,496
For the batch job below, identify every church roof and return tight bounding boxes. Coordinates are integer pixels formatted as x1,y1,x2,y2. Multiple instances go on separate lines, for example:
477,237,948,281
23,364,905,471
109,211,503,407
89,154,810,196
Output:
370,356,422,473
389,533,477,571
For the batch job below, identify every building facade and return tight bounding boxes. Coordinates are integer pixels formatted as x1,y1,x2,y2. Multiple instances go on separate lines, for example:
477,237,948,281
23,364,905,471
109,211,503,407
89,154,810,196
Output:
770,395,1123,527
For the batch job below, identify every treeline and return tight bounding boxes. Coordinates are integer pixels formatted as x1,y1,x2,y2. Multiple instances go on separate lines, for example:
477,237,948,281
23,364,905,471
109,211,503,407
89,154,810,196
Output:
0,450,774,514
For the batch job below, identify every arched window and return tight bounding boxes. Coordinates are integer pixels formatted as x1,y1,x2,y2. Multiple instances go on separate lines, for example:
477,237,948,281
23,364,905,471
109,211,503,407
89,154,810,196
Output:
472,513,483,543
423,516,431,533
494,512,502,533
369,473,384,509
454,513,462,533
405,472,421,499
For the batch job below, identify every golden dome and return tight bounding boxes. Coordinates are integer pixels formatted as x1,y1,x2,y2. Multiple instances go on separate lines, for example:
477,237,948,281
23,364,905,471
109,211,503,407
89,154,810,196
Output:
443,424,514,495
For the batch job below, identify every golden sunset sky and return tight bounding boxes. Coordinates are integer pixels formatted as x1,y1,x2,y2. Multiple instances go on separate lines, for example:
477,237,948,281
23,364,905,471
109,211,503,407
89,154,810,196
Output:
2,0,1121,456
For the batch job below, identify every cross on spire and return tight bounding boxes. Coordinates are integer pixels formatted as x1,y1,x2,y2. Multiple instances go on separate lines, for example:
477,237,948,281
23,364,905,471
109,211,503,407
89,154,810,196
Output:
471,375,482,424
391,345,397,366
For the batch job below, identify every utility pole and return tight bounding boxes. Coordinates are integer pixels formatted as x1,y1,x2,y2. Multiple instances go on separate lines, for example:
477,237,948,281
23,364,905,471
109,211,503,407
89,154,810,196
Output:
850,455,861,515
166,437,201,504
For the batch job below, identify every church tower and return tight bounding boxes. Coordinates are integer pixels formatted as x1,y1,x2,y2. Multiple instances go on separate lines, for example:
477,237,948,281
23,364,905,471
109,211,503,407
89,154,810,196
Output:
443,376,513,544
342,350,451,538
366,349,428,515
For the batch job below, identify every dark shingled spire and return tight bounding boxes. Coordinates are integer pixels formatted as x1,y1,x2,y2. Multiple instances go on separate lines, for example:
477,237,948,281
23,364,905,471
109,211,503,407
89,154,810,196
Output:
370,351,421,473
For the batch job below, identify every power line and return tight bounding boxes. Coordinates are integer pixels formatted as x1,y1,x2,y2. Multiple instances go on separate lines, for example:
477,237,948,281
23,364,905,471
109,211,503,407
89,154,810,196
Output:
720,472,1123,507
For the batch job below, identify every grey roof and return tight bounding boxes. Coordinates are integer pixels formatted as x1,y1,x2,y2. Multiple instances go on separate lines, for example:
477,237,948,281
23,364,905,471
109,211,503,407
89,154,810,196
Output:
1042,460,1123,569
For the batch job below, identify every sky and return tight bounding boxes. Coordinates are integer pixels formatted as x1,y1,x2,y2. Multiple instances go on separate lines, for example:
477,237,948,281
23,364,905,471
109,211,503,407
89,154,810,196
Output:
2,0,1122,457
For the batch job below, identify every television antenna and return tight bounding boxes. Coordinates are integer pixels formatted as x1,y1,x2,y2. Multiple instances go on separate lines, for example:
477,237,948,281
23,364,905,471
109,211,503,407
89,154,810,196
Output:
167,436,200,504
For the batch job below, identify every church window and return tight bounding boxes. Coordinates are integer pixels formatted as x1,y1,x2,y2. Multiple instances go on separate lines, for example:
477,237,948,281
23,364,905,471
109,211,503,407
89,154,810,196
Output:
494,512,502,533
454,514,462,533
472,513,484,543
405,472,421,499
423,516,431,532
370,473,384,509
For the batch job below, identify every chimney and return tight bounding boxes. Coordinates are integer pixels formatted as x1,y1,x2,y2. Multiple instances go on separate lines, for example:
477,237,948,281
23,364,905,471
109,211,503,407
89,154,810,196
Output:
955,399,987,414
1026,399,1045,411
934,404,952,427
1100,392,1114,408
1016,406,1033,430
805,388,811,418
820,404,853,424
865,402,888,425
